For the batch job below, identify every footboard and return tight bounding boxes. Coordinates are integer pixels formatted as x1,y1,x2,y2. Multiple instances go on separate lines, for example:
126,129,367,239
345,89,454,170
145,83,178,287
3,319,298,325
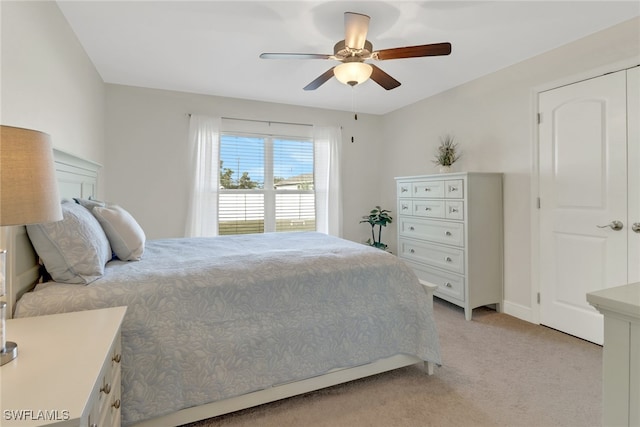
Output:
420,280,438,375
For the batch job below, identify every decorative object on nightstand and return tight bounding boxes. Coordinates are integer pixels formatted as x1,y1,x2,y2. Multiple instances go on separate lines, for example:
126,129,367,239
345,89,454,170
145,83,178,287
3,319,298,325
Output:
360,206,393,250
0,125,63,366
432,134,461,173
395,172,503,320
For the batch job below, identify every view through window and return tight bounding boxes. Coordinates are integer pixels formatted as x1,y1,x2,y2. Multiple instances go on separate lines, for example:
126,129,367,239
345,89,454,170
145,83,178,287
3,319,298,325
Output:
218,134,315,235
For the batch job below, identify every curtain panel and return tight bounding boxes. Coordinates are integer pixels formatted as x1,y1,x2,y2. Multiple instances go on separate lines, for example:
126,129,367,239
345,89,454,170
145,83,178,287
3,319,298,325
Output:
185,115,221,237
313,125,343,237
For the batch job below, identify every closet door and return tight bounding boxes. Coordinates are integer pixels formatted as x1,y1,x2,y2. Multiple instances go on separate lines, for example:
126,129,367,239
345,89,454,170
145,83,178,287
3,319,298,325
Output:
628,67,640,283
538,70,628,345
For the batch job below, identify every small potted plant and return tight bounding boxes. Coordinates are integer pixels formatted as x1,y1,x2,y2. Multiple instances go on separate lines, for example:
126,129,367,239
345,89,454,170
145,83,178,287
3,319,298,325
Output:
360,206,393,250
433,134,461,173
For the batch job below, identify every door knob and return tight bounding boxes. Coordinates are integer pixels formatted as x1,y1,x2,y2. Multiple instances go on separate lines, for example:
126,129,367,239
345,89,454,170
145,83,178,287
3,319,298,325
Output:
632,223,640,233
597,220,623,231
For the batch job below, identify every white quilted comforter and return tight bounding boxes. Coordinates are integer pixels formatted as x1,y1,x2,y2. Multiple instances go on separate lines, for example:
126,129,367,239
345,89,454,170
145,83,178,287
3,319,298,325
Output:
15,232,441,426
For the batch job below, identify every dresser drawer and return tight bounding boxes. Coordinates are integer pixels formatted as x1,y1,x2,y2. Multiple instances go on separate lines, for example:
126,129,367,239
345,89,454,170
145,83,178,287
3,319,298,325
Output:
445,179,464,198
399,238,465,274
413,180,444,198
399,199,412,215
399,217,464,247
398,182,412,196
404,260,465,302
445,201,464,220
413,199,445,218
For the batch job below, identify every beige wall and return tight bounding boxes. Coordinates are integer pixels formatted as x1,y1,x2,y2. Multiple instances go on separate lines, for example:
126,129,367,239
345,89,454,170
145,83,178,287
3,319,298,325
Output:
105,84,384,242
379,17,640,321
0,1,106,172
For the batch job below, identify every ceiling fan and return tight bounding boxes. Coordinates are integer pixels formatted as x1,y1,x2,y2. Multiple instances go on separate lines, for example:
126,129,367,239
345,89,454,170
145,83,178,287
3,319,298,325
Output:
260,12,452,91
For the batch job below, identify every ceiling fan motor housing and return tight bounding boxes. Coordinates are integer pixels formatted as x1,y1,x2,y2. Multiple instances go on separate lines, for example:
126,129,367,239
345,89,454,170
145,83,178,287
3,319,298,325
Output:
333,40,373,60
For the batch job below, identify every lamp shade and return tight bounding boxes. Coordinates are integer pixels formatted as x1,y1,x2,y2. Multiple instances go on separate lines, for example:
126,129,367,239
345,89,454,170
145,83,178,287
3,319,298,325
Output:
0,126,62,226
334,62,373,86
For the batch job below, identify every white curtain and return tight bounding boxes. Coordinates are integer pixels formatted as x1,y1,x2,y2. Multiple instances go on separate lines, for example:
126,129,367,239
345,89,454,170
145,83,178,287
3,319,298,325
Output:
313,125,343,237
185,115,221,237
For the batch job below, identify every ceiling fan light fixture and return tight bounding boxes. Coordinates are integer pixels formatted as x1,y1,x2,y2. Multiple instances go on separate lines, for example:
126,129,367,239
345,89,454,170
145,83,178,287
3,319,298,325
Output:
334,62,373,86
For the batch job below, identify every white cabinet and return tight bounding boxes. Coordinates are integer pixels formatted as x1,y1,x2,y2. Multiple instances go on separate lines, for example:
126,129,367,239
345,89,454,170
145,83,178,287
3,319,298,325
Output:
587,282,640,427
1,307,126,427
396,172,503,320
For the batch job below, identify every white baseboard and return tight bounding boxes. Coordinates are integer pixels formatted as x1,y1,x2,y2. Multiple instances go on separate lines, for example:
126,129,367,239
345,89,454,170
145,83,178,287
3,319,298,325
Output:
502,300,536,324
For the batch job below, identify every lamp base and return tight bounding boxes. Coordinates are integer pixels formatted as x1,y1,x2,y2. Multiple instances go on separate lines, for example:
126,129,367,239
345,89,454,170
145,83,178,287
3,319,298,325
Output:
0,341,18,366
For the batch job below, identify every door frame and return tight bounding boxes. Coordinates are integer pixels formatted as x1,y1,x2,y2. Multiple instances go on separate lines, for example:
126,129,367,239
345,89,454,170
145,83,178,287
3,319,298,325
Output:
529,57,640,326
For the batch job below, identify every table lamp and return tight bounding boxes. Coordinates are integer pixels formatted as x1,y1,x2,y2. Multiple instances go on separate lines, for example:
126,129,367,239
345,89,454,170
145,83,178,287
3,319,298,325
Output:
0,125,62,365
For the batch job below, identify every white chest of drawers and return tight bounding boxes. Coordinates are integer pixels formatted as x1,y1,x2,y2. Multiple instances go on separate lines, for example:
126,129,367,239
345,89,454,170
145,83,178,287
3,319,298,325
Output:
396,173,503,320
1,307,126,427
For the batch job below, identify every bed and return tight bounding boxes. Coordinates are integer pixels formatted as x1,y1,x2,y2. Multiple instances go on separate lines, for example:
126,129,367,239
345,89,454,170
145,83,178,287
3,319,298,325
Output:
5,150,441,427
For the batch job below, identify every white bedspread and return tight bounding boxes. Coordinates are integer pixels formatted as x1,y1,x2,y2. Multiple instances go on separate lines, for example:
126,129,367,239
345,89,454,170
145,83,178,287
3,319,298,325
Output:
15,232,441,426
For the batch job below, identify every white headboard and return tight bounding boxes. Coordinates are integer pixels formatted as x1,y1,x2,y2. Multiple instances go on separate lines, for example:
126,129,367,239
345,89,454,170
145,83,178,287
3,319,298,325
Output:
3,148,101,317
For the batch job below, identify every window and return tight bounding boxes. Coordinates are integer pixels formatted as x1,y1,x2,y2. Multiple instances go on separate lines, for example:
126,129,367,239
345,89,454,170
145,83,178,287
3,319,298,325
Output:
218,133,315,235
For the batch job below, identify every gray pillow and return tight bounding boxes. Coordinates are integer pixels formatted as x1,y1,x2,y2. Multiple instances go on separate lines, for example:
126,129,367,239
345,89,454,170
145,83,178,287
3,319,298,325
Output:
92,204,145,261
27,200,112,284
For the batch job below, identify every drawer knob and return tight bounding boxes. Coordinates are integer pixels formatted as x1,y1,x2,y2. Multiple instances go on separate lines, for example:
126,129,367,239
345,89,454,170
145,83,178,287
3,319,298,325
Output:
450,207,458,213
401,187,408,193
445,256,452,262
409,226,415,231
112,399,121,410
445,231,452,236
402,205,408,210
112,353,122,364
445,282,453,288
425,207,431,211
410,249,415,254
100,383,111,395
449,186,458,192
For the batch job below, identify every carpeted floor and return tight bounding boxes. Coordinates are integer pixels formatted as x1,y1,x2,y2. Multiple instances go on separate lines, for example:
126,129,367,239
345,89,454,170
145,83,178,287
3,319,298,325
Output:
184,298,602,427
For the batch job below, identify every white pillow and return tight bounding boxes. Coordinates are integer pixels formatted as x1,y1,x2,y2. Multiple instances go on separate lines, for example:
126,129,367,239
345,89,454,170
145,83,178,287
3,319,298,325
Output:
92,205,145,261
26,200,112,284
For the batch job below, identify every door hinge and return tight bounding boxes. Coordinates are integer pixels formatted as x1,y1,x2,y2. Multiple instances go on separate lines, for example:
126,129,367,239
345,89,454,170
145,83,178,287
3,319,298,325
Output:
537,292,541,304
537,197,541,209
537,113,542,124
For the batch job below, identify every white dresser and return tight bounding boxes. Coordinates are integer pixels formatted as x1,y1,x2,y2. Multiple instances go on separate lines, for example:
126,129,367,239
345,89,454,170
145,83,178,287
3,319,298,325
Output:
396,172,503,320
1,307,126,427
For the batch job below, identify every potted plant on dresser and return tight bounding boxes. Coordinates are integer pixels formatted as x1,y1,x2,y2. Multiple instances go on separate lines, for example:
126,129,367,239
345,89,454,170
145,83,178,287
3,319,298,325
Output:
433,134,461,173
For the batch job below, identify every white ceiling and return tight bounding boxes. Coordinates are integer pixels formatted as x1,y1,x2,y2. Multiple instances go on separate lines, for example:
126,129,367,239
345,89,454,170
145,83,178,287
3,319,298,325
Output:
56,1,639,115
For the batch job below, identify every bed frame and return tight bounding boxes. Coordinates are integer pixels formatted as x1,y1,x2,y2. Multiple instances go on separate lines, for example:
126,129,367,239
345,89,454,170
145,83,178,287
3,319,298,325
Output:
4,149,438,427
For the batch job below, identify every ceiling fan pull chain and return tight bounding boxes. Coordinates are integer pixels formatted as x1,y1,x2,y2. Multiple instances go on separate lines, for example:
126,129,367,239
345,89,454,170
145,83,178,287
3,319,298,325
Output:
352,86,358,120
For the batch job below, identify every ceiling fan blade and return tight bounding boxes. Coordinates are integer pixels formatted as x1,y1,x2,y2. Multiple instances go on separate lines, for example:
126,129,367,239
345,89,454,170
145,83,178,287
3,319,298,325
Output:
344,12,370,50
260,53,332,60
303,67,336,91
370,64,401,90
374,42,452,60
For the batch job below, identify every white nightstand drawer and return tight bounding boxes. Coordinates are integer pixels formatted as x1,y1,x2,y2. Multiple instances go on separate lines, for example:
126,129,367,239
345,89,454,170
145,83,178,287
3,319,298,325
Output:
413,180,444,198
399,217,464,247
404,261,465,302
446,201,464,220
413,199,445,218
445,179,464,198
399,238,465,274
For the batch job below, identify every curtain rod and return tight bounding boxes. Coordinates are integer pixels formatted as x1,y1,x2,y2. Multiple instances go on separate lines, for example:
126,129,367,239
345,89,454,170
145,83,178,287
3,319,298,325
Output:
187,114,313,128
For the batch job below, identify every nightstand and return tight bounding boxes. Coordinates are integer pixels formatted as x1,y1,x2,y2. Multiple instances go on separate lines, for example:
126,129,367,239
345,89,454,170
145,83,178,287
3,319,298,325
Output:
1,306,127,427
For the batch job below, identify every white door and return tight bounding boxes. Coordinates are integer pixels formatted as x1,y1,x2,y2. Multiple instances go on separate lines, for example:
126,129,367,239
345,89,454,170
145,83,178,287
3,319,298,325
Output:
628,67,640,284
539,70,628,345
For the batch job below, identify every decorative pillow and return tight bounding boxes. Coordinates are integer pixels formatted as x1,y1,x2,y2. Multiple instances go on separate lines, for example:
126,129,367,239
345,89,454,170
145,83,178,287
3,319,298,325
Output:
92,205,145,261
26,200,112,284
